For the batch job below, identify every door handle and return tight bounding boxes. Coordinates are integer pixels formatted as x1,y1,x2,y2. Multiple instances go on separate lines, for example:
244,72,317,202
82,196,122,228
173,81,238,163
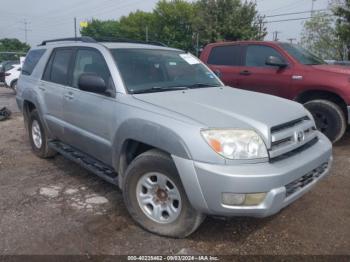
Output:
64,92,74,100
239,70,251,76
38,83,46,91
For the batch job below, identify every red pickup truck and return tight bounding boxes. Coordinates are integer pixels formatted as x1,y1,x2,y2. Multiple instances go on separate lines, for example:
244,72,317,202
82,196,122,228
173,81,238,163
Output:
200,41,350,142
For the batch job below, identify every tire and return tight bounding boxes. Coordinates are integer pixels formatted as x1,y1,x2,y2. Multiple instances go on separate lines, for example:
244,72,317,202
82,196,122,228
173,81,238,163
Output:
28,109,57,158
123,149,205,238
304,99,347,143
11,80,17,95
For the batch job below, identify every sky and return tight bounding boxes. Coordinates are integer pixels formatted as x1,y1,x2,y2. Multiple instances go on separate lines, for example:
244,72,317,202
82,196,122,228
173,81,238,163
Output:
0,0,331,47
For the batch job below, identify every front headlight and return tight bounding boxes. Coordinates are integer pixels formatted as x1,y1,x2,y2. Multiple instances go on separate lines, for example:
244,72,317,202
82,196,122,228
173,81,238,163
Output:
201,129,268,160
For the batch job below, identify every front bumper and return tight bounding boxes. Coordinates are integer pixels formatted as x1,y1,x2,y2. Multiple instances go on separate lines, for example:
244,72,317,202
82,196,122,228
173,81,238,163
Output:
173,132,332,217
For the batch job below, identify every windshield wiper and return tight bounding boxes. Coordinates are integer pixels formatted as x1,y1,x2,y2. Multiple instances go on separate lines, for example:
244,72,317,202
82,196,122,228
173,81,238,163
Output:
131,86,188,94
185,83,221,89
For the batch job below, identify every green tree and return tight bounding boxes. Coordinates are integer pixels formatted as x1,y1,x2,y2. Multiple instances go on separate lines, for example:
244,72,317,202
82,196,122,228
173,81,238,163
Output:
80,19,120,39
153,0,196,51
0,38,30,61
300,12,345,60
193,0,266,44
332,0,350,59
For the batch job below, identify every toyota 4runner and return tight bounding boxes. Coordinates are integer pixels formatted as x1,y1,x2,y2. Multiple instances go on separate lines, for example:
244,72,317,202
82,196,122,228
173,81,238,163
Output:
16,37,333,238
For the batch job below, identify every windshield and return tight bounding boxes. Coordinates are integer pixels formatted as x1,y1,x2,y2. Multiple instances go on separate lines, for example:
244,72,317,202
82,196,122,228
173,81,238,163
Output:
111,48,222,94
280,43,325,65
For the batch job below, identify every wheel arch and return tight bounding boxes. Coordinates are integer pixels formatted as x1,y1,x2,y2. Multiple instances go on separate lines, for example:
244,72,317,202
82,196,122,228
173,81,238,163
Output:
112,119,192,188
295,89,348,120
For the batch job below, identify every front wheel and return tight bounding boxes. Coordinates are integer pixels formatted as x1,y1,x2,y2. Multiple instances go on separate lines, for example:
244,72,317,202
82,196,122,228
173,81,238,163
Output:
123,149,205,238
304,99,347,143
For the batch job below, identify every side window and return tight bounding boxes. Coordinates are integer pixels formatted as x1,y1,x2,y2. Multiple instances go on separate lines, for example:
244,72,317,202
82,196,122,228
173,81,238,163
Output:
72,49,111,88
207,45,242,66
245,45,284,67
43,49,73,85
22,49,46,75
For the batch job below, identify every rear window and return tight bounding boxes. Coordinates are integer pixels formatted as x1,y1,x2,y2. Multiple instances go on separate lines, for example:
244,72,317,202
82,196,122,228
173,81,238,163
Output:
207,45,242,66
22,49,46,76
43,48,73,85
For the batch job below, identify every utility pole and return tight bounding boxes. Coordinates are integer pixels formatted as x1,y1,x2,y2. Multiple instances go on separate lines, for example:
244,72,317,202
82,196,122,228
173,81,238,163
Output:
311,0,317,17
145,26,149,42
74,17,77,38
287,38,296,44
272,31,280,41
20,19,31,44
196,32,199,57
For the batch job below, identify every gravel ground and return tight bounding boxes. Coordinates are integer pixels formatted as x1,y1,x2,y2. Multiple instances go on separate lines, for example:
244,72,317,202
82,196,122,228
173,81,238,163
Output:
0,87,349,255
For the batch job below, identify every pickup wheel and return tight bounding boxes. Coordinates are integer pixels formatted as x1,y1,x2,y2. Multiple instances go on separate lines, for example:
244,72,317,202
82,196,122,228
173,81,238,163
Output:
28,109,56,158
123,149,205,238
304,99,346,143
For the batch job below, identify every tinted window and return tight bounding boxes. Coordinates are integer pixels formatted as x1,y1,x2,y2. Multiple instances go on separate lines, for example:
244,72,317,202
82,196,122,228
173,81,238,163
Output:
22,49,45,75
208,45,242,66
72,49,111,88
111,49,222,94
49,49,73,85
245,45,284,67
280,43,325,65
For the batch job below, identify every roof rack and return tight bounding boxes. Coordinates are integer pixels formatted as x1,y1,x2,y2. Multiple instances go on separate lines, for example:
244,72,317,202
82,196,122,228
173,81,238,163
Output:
39,37,97,46
39,36,167,47
93,37,167,47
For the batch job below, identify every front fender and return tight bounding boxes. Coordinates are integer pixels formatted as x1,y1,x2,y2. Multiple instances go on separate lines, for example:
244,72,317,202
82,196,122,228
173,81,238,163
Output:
112,118,192,171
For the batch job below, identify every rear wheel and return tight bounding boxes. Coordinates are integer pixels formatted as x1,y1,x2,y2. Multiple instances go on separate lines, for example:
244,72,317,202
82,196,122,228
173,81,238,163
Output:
11,80,17,94
304,99,346,143
123,149,205,238
28,109,56,158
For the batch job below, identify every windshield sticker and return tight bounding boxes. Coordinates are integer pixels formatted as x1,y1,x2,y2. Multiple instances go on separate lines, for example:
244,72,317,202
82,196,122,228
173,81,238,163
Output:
206,72,215,79
179,53,200,65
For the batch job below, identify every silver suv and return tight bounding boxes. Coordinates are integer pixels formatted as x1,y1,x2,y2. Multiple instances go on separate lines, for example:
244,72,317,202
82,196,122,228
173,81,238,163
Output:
16,37,333,238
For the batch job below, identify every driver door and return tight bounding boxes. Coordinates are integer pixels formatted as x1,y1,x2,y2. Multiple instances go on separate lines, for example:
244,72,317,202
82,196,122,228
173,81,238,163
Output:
237,44,293,98
62,47,116,165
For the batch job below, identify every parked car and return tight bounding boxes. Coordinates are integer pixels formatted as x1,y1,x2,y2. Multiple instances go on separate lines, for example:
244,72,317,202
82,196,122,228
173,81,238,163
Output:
0,60,18,83
200,41,350,143
16,37,332,237
5,64,21,93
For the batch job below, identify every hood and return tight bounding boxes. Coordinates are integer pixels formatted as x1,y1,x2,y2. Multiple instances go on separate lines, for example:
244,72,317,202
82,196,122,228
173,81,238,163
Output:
133,87,307,141
312,64,350,75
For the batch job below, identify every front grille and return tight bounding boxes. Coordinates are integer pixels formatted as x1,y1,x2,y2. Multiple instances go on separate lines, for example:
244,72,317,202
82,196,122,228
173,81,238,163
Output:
269,116,318,161
285,162,329,197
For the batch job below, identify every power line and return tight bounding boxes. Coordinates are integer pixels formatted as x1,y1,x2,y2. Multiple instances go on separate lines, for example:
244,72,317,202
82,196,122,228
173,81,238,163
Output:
267,14,335,23
265,9,329,18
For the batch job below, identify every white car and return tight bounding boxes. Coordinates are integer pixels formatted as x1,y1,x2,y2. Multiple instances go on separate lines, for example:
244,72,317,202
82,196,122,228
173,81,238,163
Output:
5,64,21,93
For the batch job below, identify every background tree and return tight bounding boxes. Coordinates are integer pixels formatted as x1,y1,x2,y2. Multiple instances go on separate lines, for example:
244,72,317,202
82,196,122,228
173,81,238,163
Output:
193,0,266,44
81,0,266,54
300,12,345,60
332,0,350,59
0,38,30,61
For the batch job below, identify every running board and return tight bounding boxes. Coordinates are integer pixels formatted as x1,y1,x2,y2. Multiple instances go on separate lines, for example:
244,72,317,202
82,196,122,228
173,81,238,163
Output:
48,141,118,185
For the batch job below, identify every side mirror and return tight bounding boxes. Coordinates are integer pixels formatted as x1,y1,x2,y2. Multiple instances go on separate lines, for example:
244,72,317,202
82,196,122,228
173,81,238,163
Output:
78,73,107,94
213,70,221,79
265,56,288,68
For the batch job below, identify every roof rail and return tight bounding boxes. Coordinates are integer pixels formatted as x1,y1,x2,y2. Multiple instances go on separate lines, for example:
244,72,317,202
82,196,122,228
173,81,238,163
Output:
39,37,97,46
92,37,167,47
39,36,167,47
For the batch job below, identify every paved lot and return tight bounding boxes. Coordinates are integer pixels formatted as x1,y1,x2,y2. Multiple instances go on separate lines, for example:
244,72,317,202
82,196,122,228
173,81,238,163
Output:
0,87,349,255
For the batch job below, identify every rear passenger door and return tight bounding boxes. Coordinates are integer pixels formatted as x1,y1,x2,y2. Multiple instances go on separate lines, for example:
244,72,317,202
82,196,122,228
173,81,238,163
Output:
237,44,292,97
62,47,116,166
206,44,244,87
40,48,74,140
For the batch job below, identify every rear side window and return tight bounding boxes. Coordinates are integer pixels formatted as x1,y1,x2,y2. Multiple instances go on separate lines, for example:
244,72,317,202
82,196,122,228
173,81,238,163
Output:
43,49,73,85
22,49,46,75
245,45,284,67
207,45,242,66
